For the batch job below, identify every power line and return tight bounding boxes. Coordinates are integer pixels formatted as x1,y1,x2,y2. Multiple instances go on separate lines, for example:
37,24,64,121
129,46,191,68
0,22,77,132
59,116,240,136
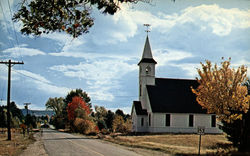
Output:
7,0,22,60
0,1,16,50
12,69,59,86
12,69,137,98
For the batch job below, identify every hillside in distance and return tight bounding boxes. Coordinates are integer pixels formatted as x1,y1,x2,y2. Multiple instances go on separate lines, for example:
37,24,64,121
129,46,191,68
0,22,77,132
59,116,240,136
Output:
21,109,55,117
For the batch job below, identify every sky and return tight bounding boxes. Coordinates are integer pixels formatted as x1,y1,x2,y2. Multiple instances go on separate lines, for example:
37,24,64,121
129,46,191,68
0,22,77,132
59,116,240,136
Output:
0,0,250,113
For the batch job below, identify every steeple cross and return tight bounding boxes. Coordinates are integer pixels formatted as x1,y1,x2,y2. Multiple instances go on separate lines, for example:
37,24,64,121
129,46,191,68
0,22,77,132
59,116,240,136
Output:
143,24,151,35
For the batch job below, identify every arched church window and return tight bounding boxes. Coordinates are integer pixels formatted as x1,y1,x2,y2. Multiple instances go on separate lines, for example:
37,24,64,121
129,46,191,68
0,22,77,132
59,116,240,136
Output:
146,66,151,75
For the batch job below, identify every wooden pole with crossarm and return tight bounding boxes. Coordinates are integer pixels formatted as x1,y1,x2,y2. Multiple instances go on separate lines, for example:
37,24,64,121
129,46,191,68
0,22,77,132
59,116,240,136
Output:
0,60,24,140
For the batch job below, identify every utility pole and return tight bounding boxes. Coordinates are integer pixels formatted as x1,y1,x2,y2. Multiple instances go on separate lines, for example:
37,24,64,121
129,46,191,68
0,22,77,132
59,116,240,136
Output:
0,60,24,140
24,103,31,116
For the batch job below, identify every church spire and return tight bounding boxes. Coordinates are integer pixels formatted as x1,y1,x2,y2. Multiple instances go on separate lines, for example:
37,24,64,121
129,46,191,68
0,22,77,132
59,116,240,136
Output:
138,34,157,65
142,35,153,59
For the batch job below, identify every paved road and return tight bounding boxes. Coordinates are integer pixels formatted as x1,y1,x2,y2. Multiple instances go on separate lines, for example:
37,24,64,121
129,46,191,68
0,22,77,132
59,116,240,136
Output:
42,129,141,156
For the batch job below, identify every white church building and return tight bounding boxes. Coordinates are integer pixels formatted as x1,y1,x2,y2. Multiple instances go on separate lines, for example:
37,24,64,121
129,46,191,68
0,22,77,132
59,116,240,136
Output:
131,35,222,134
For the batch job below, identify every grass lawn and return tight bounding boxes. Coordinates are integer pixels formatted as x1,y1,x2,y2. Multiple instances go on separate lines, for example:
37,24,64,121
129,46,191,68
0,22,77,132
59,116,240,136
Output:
102,133,236,155
0,128,35,156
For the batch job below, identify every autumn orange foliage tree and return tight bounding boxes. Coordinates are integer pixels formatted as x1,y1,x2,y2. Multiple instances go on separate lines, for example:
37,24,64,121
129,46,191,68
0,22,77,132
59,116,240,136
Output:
192,58,249,122
67,96,97,134
67,96,90,121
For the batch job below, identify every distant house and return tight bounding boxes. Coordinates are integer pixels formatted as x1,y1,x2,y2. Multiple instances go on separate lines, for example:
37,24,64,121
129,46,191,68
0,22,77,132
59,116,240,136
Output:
131,35,221,134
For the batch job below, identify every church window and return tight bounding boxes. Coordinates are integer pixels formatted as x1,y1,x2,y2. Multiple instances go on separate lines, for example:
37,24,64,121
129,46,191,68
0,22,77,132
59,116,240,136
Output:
165,114,171,127
211,115,216,127
148,114,151,126
141,118,144,126
146,66,151,75
189,114,194,127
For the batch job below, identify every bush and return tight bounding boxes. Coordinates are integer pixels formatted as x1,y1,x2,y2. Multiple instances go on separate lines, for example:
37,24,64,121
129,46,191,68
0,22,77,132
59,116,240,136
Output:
73,118,96,134
55,117,65,129
97,120,107,130
112,115,132,133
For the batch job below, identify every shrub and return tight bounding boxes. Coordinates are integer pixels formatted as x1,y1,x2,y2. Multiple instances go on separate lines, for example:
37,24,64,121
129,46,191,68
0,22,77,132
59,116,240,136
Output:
73,118,96,134
112,115,124,133
97,120,107,131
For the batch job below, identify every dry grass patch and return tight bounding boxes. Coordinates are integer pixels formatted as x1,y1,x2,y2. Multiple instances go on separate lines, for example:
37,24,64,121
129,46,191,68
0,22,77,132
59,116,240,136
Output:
0,128,35,156
103,133,236,155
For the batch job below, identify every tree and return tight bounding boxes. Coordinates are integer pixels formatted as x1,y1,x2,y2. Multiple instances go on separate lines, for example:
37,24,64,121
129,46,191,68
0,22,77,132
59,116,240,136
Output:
67,96,96,133
65,89,92,109
67,96,90,121
45,97,64,117
10,102,23,120
220,79,250,152
45,97,65,129
105,110,115,130
115,109,125,118
94,106,108,131
13,0,138,38
192,59,249,122
192,58,250,152
0,102,23,128
112,115,124,132
94,106,108,120
0,107,7,128
25,114,37,128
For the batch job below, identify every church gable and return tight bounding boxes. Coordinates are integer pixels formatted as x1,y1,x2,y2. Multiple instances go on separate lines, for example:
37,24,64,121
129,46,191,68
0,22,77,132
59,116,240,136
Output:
132,101,148,115
146,78,207,114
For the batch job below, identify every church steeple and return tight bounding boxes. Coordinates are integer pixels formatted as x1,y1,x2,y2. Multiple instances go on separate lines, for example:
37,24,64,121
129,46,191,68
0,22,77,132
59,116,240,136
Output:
138,32,157,109
142,35,153,58
138,35,157,65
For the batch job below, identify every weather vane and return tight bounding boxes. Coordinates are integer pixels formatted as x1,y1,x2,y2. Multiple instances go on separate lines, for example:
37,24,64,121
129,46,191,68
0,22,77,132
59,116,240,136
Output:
143,24,151,35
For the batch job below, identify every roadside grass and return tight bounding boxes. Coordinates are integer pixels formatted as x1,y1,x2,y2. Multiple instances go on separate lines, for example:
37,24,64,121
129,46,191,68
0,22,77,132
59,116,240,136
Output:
0,128,35,156
100,133,237,155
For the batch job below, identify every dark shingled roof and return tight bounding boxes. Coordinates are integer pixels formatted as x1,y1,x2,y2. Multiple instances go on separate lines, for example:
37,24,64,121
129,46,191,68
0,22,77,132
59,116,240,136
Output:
146,78,207,114
138,58,157,65
133,101,148,115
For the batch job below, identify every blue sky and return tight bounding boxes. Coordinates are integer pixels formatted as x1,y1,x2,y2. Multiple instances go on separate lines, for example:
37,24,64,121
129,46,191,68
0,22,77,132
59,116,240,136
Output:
0,0,250,113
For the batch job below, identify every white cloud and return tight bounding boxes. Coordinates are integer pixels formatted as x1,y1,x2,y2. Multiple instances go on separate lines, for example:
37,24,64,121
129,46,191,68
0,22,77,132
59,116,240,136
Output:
108,106,132,114
0,0,14,21
34,81,71,96
176,4,250,36
42,32,74,44
16,70,51,84
107,3,250,42
170,63,200,78
49,51,136,61
0,64,20,81
50,57,137,101
0,100,7,107
2,47,46,58
154,48,194,66
13,69,71,96
172,59,250,79
0,67,70,96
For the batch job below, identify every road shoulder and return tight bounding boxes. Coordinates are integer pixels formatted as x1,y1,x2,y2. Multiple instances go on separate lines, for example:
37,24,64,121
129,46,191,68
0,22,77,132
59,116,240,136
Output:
20,132,48,156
